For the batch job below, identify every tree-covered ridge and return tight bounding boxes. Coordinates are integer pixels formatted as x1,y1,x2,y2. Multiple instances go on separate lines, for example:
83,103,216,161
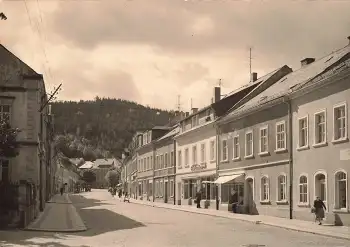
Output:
51,97,174,158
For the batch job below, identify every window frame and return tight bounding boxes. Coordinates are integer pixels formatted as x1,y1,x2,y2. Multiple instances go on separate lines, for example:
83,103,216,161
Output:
313,109,327,147
276,173,287,202
209,140,216,162
298,174,309,205
221,139,228,162
184,148,189,168
177,150,182,169
297,115,309,150
232,135,240,160
332,102,348,143
244,130,254,158
200,142,206,164
192,145,197,165
258,126,269,155
275,121,287,152
334,170,348,211
0,104,11,123
260,175,270,202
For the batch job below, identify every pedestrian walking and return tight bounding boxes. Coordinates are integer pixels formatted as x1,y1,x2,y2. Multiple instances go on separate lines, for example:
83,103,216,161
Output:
60,187,64,196
195,188,202,208
118,189,123,201
312,196,326,225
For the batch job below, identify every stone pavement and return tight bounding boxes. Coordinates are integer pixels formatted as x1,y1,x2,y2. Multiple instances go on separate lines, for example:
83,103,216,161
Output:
127,198,350,241
25,193,87,232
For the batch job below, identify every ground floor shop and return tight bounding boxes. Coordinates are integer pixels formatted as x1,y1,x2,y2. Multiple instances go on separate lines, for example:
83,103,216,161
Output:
216,161,290,218
154,175,175,204
137,176,153,201
175,169,217,209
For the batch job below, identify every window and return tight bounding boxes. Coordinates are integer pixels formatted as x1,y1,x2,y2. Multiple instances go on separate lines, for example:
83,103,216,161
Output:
261,176,269,202
200,143,206,163
150,156,153,169
192,145,197,165
221,183,244,203
155,181,159,197
259,127,268,154
184,148,189,167
170,151,174,167
178,150,182,168
314,111,326,145
0,105,10,122
245,131,253,157
160,180,164,197
170,179,174,197
209,140,216,161
276,121,286,150
0,160,9,182
299,175,308,204
335,171,347,209
164,153,168,168
298,117,308,148
333,103,347,141
277,175,287,201
233,136,240,159
147,157,150,170
221,140,228,161
155,155,159,170
161,155,164,169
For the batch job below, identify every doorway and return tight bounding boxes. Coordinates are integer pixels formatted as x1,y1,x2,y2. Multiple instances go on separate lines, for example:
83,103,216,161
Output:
177,182,182,205
164,181,168,203
315,173,327,202
246,178,254,214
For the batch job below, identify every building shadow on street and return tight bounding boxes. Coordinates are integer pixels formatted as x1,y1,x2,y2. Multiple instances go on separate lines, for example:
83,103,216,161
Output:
0,194,145,246
70,194,145,236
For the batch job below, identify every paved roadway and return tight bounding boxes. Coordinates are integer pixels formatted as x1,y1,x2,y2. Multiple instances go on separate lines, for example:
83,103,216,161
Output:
0,190,349,247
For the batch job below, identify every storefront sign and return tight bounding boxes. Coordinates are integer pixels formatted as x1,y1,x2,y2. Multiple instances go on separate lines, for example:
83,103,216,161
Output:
190,163,207,172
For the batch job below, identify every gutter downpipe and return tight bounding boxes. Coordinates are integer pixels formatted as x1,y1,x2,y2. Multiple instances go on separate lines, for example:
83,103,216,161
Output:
173,138,176,205
283,96,293,220
214,121,220,210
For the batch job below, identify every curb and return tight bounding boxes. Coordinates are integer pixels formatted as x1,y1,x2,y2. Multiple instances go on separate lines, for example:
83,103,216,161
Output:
23,227,87,233
129,200,350,241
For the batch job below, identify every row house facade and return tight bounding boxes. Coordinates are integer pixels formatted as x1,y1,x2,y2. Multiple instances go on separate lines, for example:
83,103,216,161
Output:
135,126,170,201
154,126,179,204
0,44,54,228
216,37,350,225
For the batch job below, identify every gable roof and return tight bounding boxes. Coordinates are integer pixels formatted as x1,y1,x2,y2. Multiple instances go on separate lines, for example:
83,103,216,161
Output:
212,65,291,117
79,161,94,169
93,158,114,167
222,45,350,121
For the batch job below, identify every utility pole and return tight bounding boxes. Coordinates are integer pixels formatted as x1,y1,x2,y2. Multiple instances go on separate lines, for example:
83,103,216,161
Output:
249,47,252,76
176,95,181,112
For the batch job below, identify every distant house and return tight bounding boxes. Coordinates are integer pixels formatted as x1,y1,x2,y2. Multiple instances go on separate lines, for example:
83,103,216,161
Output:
92,158,116,188
79,161,94,170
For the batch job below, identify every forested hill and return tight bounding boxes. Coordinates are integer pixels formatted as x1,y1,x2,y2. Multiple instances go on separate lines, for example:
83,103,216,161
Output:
51,97,174,159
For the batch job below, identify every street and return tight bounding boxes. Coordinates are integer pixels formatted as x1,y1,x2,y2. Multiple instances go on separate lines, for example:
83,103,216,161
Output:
0,190,349,247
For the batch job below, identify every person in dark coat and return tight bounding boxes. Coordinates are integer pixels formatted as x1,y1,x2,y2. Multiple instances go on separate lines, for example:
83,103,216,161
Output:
60,187,64,196
195,189,202,208
229,190,239,213
313,196,326,225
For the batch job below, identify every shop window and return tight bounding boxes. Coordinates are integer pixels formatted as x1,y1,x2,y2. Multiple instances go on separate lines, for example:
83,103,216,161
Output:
221,183,244,203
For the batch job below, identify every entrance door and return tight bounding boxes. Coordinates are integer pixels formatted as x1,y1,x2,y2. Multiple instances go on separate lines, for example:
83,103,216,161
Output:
177,182,181,205
246,178,254,214
164,181,168,203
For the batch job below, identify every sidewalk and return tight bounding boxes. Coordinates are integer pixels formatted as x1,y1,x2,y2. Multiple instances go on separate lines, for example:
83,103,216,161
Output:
128,198,350,241
25,194,87,232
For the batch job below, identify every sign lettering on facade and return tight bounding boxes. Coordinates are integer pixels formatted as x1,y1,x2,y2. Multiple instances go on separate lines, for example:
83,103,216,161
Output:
190,163,207,172
340,148,350,160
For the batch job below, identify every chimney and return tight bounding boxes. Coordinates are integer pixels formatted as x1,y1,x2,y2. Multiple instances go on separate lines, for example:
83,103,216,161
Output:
214,86,221,103
301,58,315,67
251,72,258,82
185,112,190,117
191,108,198,114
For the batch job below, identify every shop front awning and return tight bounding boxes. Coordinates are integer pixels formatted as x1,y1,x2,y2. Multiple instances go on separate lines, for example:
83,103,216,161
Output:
214,173,244,184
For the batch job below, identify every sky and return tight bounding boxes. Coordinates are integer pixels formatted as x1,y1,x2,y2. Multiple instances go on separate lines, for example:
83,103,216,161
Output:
1,0,350,111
